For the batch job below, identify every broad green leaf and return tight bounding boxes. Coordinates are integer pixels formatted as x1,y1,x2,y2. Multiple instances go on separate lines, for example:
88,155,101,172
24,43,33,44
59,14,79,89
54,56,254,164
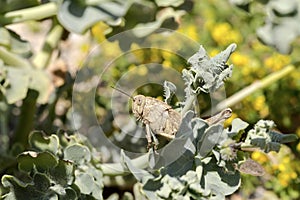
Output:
155,0,184,7
17,151,58,172
33,173,51,192
0,0,39,14
230,118,249,134
29,131,59,155
0,28,10,47
4,67,52,104
74,170,103,199
185,43,236,93
49,160,74,186
5,67,30,104
64,144,91,164
121,150,158,200
74,172,94,195
58,0,133,34
198,124,223,157
132,8,185,38
121,150,153,182
1,174,58,200
203,158,241,197
28,69,53,104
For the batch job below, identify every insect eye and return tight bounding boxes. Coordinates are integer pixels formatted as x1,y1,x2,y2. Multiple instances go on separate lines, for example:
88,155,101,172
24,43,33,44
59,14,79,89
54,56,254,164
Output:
134,97,142,105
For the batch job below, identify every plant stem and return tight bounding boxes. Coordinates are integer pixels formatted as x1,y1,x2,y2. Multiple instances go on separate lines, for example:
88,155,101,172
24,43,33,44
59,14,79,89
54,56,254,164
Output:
0,47,32,68
13,20,63,146
13,90,38,146
101,154,149,176
32,22,64,69
0,2,57,25
181,93,197,115
211,65,295,114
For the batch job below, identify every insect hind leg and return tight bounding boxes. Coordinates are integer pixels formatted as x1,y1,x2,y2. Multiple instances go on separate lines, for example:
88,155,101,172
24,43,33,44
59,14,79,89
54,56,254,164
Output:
145,124,159,151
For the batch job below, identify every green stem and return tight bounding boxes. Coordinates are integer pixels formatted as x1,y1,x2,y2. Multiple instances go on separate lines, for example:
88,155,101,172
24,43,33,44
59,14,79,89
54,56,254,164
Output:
13,90,38,146
0,2,57,25
13,20,63,146
212,65,295,114
0,102,8,135
32,22,64,69
181,93,197,115
0,47,31,68
101,154,149,176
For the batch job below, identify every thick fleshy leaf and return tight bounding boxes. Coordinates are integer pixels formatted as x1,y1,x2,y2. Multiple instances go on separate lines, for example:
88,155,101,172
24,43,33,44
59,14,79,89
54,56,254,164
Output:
49,160,74,186
64,144,91,164
5,67,30,104
198,124,223,157
4,67,53,104
29,131,59,155
17,151,59,172
58,0,132,34
155,0,184,7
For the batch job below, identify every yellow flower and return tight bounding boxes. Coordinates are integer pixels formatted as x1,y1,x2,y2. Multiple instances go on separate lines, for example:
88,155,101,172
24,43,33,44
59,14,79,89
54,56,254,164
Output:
253,95,266,111
251,151,268,164
278,163,287,172
224,112,237,127
209,49,219,57
230,52,250,67
251,40,270,52
264,54,291,71
137,65,148,76
91,22,111,43
290,171,297,179
211,23,242,46
296,141,300,152
278,172,289,187
178,25,199,41
296,128,300,137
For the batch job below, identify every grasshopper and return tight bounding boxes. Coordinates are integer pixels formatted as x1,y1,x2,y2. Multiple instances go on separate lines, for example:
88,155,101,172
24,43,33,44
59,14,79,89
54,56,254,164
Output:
112,87,232,151
112,87,181,150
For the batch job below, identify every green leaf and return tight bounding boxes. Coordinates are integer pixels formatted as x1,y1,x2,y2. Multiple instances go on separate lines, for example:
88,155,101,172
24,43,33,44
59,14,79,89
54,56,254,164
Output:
202,158,241,197
27,69,53,104
230,118,249,135
244,120,298,153
163,81,176,104
3,67,52,104
121,150,158,200
58,0,133,34
33,173,51,192
184,43,236,94
121,150,153,183
64,144,91,164
29,131,59,155
73,169,103,199
198,124,223,157
74,172,94,195
49,160,74,186
132,8,185,38
155,0,184,7
17,151,58,172
256,0,300,53
0,28,32,57
1,174,58,200
5,67,30,104
0,0,39,14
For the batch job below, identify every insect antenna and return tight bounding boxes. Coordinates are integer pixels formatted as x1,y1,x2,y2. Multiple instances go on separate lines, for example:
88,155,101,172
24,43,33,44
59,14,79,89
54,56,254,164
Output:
111,86,133,99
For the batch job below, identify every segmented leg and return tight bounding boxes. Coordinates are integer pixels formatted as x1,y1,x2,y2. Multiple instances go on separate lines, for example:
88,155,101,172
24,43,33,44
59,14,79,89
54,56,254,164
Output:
145,123,159,152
